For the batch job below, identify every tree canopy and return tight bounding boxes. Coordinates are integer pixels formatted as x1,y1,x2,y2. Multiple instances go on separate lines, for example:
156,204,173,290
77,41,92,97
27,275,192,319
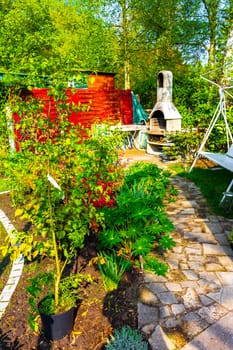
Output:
0,0,233,108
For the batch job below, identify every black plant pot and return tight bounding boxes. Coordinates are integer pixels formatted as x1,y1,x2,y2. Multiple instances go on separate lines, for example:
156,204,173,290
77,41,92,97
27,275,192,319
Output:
39,302,75,341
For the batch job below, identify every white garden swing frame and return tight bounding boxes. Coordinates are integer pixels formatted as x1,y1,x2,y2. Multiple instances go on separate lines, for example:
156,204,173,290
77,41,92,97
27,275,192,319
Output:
189,71,233,212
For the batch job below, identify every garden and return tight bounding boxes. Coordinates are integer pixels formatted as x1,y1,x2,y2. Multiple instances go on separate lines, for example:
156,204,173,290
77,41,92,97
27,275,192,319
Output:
1,1,233,348
0,79,233,349
0,88,179,349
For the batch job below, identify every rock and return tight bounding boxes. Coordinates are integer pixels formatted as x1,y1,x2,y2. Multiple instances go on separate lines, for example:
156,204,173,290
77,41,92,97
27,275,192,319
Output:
149,325,176,350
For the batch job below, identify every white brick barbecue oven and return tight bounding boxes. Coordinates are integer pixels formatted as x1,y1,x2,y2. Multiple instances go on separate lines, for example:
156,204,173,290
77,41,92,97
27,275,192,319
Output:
149,70,182,132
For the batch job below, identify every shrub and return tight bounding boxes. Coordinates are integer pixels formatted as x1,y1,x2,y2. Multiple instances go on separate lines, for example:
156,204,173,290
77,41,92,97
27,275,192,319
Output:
105,326,148,350
97,162,176,276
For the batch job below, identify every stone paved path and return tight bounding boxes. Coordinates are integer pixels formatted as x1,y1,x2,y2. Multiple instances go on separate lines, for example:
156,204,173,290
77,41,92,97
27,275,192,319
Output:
137,175,233,350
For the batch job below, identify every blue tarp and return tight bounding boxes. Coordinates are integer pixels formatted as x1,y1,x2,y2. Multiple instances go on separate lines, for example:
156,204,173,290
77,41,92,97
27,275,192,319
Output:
132,92,148,125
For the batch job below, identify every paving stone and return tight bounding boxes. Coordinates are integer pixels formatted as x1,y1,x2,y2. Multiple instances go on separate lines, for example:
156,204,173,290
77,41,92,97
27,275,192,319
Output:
216,272,233,286
167,259,179,269
206,263,225,271
182,288,202,309
180,208,195,215
149,325,176,350
165,282,183,292
199,294,214,306
197,303,228,324
198,235,217,244
137,302,159,329
222,246,233,257
194,218,208,223
207,287,233,310
194,286,207,294
180,263,190,270
182,270,199,280
200,222,212,233
215,234,230,245
218,256,233,271
172,246,183,254
203,243,227,255
188,262,204,271
180,312,233,350
184,232,198,239
181,281,200,290
171,303,185,315
189,225,203,232
161,316,183,329
199,272,222,286
167,253,187,262
147,283,168,294
182,312,209,338
157,291,178,305
206,222,223,234
188,243,203,249
185,248,202,255
160,305,172,318
144,273,167,283
182,201,194,208
141,323,157,336
188,255,205,262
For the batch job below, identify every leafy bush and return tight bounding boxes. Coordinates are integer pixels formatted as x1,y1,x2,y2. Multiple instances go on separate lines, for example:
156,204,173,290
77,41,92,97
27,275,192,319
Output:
1,87,125,331
105,326,148,350
163,129,204,162
97,162,176,276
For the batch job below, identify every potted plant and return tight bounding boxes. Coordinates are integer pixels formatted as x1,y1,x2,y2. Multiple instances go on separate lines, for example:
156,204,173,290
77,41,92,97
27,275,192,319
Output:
26,271,92,340
5,169,93,340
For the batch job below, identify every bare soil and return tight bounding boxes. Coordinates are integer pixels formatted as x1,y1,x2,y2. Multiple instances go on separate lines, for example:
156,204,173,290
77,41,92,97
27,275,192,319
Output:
0,192,143,350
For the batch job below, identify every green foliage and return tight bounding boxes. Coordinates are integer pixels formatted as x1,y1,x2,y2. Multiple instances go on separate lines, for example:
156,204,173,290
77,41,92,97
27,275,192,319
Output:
0,0,118,76
105,326,148,350
186,167,233,218
1,87,124,331
163,129,204,163
97,162,176,275
143,256,168,276
163,101,233,163
26,271,92,331
96,251,131,291
172,165,233,219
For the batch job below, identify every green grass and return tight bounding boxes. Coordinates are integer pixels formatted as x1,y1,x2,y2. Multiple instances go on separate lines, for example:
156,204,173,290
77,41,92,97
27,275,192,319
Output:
168,163,233,218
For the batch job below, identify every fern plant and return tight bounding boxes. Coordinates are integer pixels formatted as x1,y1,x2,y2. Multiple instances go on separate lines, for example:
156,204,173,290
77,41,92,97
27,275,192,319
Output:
105,326,148,350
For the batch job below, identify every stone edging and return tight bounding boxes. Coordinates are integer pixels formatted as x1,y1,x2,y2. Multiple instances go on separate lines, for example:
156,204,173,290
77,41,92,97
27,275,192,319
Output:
0,209,24,320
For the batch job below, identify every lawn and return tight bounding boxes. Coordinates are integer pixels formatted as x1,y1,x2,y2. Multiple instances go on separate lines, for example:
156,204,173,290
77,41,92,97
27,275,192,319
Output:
168,162,233,219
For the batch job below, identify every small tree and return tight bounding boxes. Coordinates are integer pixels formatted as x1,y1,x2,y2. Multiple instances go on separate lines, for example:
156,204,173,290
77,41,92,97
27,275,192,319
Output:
1,87,124,328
